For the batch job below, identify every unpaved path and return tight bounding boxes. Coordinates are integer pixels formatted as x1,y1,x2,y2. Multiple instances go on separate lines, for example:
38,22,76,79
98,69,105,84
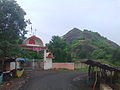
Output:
19,70,91,90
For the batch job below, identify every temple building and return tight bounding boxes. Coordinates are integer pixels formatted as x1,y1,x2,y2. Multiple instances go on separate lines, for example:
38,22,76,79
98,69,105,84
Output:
20,35,47,51
20,35,53,70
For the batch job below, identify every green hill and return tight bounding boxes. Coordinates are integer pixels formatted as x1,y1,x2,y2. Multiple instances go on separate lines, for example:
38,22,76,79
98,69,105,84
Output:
63,28,120,62
47,28,120,65
63,28,119,48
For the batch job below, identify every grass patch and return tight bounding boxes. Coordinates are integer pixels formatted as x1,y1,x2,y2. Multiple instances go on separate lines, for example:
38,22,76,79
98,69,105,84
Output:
51,68,73,70
75,68,88,71
75,67,100,71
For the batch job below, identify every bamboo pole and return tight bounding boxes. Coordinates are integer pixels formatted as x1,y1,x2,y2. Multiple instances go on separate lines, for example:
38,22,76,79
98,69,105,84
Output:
93,71,98,90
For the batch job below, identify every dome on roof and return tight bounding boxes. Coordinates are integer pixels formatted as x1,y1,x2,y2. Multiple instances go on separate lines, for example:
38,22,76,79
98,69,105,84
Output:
23,35,44,47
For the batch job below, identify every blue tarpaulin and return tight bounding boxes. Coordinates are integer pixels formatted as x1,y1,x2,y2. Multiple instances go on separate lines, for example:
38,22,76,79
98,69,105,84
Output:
16,58,33,61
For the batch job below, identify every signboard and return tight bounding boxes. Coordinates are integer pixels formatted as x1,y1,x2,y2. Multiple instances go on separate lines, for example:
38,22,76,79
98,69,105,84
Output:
33,47,41,51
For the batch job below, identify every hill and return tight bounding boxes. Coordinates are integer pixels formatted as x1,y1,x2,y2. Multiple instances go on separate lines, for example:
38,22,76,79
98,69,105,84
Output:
47,28,120,65
63,28,120,60
63,28,119,48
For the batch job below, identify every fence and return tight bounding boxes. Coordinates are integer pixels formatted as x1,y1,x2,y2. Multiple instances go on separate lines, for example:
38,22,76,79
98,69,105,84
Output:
23,59,44,70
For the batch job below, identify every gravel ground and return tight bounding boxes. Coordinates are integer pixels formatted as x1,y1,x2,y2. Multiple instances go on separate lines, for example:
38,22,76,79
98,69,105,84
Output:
19,70,92,90
0,71,32,90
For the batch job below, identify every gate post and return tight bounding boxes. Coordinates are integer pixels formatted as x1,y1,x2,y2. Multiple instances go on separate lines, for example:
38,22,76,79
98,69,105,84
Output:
43,51,53,70
44,49,47,61
32,59,35,70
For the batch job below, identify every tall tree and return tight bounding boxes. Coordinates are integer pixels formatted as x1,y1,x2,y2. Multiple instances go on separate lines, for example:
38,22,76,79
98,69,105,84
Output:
0,0,27,56
46,36,72,62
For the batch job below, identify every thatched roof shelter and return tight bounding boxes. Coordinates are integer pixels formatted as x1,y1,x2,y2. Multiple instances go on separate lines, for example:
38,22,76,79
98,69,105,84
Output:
81,60,120,72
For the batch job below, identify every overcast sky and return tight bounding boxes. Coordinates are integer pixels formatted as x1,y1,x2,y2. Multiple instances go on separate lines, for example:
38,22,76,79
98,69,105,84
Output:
16,0,120,45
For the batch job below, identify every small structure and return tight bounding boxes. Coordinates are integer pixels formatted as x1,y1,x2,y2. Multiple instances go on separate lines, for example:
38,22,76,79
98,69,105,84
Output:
21,35,45,50
44,52,53,70
81,60,120,90
0,56,24,83
20,35,53,70
3,57,24,78
20,35,47,59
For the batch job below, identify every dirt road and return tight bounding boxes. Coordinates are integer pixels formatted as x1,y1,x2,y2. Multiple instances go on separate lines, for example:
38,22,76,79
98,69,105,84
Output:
19,70,91,90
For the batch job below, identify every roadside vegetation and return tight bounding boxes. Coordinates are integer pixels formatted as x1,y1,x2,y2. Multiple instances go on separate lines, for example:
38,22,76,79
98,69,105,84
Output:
0,0,27,57
0,0,43,59
46,28,120,66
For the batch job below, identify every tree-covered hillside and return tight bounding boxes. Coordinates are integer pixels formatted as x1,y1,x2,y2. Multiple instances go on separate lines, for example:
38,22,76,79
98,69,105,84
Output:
47,28,120,65
63,28,119,48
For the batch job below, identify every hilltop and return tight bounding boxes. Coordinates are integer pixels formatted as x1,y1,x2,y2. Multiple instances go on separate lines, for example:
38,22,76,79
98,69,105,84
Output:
63,28,119,48
62,28,119,60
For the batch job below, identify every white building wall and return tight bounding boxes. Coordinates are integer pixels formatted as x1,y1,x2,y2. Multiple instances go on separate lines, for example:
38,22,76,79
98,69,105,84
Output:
10,62,20,70
10,62,15,70
44,58,52,70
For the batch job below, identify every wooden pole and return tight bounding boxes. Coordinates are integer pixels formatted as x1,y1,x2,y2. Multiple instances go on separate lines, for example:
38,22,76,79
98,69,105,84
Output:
88,65,91,76
93,71,98,90
110,71,112,85
2,59,4,72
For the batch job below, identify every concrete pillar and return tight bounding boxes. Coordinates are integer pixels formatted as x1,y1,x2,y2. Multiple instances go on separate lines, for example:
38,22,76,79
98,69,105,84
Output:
44,49,47,61
44,58,52,70
32,59,35,70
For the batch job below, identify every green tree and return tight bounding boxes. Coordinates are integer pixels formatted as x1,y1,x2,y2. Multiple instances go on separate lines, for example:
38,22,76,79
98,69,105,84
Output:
0,0,27,56
46,36,72,62
20,50,43,59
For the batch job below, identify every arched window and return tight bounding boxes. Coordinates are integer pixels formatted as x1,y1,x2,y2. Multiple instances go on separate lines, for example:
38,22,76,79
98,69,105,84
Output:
29,39,35,44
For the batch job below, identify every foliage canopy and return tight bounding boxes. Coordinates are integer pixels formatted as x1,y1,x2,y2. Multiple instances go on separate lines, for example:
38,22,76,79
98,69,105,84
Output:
0,0,27,56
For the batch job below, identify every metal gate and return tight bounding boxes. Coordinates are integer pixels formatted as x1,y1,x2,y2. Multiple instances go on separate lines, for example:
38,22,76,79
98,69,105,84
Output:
23,59,44,71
